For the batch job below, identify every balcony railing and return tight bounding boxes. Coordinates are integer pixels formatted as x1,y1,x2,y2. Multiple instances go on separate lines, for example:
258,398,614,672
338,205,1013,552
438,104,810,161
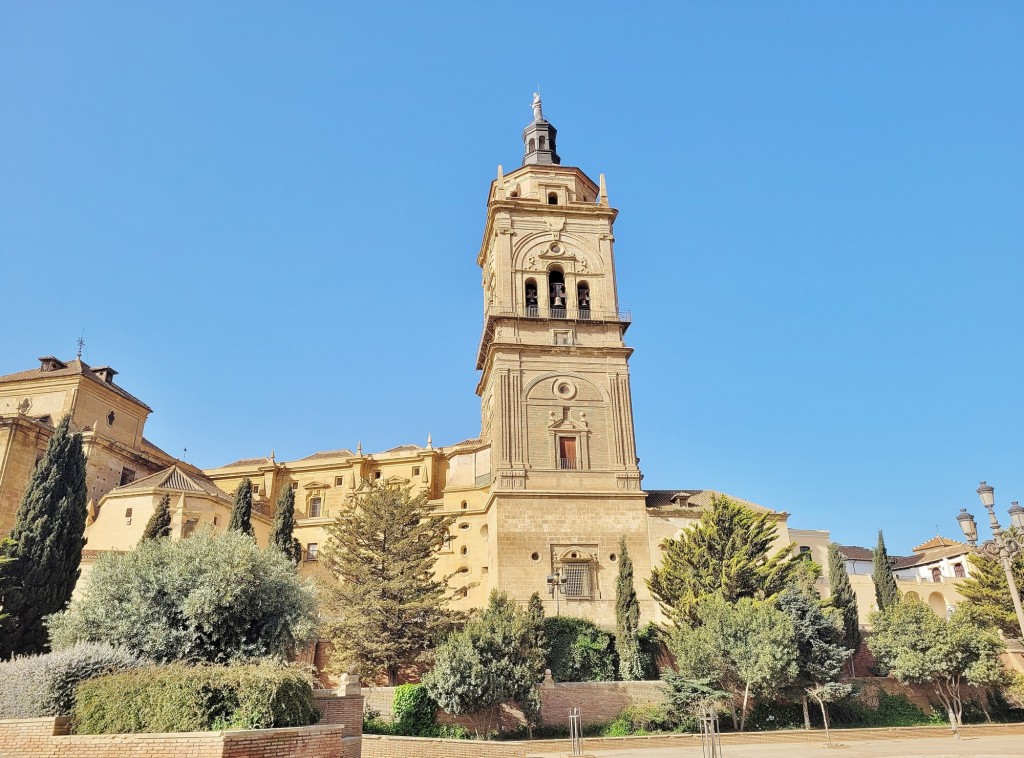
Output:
558,458,578,470
487,305,631,324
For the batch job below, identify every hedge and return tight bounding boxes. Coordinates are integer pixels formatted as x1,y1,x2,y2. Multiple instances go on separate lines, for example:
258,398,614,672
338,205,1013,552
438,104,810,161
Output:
73,660,320,734
0,642,146,718
542,616,618,682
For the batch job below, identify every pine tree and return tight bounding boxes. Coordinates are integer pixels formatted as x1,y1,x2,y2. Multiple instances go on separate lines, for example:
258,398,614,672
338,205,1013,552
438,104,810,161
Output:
228,477,254,538
778,588,853,730
0,415,88,658
140,493,172,541
872,530,900,612
825,541,861,673
957,542,1024,640
321,481,456,685
615,536,644,680
648,494,798,623
269,485,297,562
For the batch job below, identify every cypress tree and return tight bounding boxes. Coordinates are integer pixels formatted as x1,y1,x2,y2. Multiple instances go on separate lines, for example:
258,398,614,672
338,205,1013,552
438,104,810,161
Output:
615,536,644,680
228,477,255,538
270,485,297,562
525,591,547,677
0,415,88,658
872,530,900,612
290,537,303,565
826,542,861,674
140,493,172,541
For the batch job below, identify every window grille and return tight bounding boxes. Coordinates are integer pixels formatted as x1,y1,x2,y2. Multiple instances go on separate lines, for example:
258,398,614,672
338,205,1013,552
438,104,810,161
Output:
562,562,592,599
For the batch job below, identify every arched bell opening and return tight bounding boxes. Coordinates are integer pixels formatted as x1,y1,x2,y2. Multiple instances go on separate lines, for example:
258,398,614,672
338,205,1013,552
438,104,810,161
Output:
525,278,539,316
548,266,566,318
577,281,591,318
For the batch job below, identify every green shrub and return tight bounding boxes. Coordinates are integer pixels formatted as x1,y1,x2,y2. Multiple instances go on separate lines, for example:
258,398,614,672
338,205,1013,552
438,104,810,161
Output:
392,683,438,736
828,690,930,728
637,623,662,680
73,660,320,734
0,642,146,718
542,616,618,682
600,704,673,736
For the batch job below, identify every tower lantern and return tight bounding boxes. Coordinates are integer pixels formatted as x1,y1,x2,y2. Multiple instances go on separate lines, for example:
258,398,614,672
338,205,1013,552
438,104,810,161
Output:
522,93,560,166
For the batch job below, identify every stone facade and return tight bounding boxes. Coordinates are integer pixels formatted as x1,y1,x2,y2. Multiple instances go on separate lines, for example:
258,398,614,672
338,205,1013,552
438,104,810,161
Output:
0,357,184,535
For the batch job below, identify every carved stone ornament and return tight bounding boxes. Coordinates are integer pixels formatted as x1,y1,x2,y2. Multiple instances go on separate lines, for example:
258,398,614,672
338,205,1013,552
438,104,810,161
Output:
576,256,589,273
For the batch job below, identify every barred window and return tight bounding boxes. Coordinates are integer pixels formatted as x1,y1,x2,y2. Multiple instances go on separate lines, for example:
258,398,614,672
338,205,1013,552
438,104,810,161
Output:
562,562,592,599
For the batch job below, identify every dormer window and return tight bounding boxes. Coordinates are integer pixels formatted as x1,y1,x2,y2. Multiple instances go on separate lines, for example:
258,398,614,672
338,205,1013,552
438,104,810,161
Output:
547,192,558,205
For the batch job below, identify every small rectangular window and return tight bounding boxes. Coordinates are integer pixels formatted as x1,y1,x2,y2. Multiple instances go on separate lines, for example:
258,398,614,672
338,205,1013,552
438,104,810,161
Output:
252,484,260,495
412,467,421,477
335,476,344,487
291,482,299,490
213,515,219,526
119,467,136,486
374,471,382,480
553,330,572,346
306,543,319,561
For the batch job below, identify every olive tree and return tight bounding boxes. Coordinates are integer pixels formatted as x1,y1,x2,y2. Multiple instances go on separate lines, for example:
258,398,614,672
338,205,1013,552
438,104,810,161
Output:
47,529,317,663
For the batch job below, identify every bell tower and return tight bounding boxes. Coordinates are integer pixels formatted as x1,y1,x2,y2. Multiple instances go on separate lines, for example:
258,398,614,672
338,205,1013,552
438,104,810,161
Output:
475,95,652,623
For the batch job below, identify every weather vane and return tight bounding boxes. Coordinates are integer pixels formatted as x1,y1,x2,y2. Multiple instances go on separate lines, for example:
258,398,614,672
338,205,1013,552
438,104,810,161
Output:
76,333,85,359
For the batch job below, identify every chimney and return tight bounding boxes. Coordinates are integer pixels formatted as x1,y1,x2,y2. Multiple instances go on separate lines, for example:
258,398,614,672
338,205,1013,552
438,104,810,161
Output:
92,366,118,384
38,356,67,372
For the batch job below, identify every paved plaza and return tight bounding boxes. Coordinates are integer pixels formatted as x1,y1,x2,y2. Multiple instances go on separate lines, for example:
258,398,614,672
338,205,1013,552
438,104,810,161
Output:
531,734,1024,758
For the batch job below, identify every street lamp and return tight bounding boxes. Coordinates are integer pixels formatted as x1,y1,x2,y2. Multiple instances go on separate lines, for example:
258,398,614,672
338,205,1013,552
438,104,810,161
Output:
956,481,1024,639
546,568,567,616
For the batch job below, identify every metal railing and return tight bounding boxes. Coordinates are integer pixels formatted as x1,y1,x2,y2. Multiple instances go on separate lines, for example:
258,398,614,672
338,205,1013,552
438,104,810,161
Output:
487,305,631,323
558,458,578,470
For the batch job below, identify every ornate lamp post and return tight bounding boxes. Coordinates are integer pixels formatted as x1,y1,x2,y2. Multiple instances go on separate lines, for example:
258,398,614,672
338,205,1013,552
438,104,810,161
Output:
956,481,1024,639
546,568,567,616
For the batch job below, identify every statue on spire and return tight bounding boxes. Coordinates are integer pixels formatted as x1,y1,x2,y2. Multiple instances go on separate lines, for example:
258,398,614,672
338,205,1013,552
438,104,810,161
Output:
532,92,544,123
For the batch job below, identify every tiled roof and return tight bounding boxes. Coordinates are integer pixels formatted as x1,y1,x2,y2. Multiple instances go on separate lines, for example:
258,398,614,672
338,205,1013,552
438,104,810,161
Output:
446,437,484,449
837,545,875,561
0,358,152,412
911,535,961,553
384,444,422,453
893,542,973,569
219,456,272,468
645,489,777,515
111,465,230,501
298,449,355,461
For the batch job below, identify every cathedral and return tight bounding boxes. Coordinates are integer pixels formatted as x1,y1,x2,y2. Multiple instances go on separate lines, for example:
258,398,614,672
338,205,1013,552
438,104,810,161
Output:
0,97,830,627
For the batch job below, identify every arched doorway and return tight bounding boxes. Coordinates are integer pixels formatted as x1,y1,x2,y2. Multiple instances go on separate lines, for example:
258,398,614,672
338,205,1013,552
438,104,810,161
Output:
928,591,947,617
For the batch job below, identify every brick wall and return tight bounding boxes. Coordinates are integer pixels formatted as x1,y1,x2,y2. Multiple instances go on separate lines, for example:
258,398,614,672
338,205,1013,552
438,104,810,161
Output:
315,693,364,736
539,679,664,726
366,679,665,730
361,734,527,758
0,718,356,758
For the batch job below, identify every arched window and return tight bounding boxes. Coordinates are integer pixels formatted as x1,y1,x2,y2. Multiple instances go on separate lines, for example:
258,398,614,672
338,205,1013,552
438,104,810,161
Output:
953,563,965,578
931,567,942,582
539,136,547,149
548,267,566,317
528,138,535,152
577,281,590,318
547,192,558,205
525,278,539,316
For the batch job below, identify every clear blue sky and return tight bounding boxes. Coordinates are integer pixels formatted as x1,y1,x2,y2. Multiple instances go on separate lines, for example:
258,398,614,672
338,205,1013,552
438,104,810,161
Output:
2,3,1022,553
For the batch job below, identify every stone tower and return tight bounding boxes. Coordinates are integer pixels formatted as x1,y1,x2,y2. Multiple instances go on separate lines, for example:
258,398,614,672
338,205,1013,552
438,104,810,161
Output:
476,95,653,623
